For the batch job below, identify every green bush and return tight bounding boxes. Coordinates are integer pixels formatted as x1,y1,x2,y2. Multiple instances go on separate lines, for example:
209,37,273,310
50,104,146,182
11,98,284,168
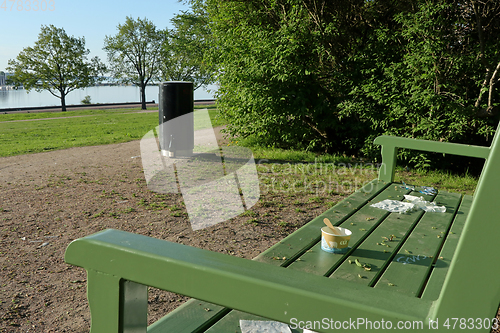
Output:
205,0,500,168
81,95,92,105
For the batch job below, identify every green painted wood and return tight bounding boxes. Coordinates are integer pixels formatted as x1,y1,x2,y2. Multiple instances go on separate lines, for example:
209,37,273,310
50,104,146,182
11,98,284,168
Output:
66,229,433,333
254,179,389,267
420,195,472,301
374,136,491,159
147,299,227,333
285,183,414,276
378,142,398,183
374,135,490,182
86,269,121,333
374,191,462,296
204,310,301,333
328,208,426,286
149,180,388,332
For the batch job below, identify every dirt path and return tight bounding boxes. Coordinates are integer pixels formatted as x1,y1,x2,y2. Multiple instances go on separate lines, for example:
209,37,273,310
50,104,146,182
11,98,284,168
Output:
2,136,498,332
0,132,336,332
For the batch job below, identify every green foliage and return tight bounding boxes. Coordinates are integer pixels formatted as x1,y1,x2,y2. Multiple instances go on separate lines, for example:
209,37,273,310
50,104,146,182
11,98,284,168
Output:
205,0,500,168
342,0,500,166
160,11,214,89
6,25,106,111
207,0,365,154
81,95,92,104
104,17,164,110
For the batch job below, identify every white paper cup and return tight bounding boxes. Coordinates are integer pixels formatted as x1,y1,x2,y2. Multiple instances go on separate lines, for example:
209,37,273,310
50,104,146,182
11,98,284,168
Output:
321,226,352,253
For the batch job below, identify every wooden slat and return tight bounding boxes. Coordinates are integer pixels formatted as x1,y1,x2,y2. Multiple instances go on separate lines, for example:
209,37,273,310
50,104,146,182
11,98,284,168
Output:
285,184,414,276
204,310,301,333
420,195,473,300
254,179,389,266
149,179,388,332
148,300,227,333
373,191,462,296
328,197,428,286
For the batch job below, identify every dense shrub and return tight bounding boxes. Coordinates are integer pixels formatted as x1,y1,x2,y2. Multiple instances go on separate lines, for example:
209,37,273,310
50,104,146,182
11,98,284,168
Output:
203,0,500,168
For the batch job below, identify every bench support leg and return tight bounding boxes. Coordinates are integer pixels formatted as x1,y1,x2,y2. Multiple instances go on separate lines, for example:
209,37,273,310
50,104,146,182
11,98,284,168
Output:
379,145,397,182
87,269,148,333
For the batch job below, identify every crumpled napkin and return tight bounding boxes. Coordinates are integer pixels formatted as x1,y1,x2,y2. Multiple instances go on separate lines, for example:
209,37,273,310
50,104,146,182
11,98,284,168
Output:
370,195,446,213
370,199,415,213
240,320,291,333
403,195,446,213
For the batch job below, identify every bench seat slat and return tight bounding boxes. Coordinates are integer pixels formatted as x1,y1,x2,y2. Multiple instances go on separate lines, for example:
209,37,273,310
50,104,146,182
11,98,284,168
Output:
147,180,389,332
204,309,301,333
329,192,429,285
374,191,462,296
420,195,473,300
286,184,414,275
147,299,227,333
255,180,389,266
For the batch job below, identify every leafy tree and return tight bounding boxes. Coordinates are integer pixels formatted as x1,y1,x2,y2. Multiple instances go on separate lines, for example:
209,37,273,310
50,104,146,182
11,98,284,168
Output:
7,25,105,111
204,0,500,168
160,11,214,90
104,17,164,110
205,0,372,154
346,0,500,166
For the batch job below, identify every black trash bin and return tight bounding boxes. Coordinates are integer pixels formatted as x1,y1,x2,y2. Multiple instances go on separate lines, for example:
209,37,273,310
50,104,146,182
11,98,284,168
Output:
158,82,194,157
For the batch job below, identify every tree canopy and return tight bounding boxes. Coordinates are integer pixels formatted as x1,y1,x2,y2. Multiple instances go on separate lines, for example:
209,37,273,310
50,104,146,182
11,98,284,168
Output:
160,11,214,90
104,17,164,110
7,25,105,111
203,0,500,167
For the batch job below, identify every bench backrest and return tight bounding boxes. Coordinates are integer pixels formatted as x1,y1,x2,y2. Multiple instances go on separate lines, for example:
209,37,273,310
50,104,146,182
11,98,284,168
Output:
431,123,500,319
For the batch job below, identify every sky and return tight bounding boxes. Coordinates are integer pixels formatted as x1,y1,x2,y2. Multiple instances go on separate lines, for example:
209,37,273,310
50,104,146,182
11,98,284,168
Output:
0,0,190,72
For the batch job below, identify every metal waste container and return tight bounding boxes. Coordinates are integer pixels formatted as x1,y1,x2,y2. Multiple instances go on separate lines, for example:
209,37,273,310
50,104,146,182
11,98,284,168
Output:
158,82,194,157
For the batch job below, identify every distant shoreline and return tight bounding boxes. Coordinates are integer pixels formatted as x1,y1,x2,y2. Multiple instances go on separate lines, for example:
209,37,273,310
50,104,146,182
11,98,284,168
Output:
0,99,215,114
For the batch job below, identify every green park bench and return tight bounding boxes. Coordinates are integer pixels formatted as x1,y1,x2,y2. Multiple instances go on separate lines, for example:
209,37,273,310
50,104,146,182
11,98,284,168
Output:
65,126,500,332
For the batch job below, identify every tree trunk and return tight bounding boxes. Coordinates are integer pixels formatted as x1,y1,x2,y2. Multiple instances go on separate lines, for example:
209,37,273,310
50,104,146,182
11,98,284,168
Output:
61,92,67,112
140,83,147,110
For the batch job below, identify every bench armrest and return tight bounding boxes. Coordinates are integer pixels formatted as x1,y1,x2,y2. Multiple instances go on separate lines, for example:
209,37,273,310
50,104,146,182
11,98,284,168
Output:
65,229,430,332
373,136,490,182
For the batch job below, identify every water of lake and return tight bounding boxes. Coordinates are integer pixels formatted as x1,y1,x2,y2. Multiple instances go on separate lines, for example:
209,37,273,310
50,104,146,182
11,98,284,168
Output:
0,85,216,109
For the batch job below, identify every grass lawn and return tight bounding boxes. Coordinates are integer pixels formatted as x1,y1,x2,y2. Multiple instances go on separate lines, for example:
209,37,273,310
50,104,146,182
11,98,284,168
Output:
0,105,220,157
0,105,479,195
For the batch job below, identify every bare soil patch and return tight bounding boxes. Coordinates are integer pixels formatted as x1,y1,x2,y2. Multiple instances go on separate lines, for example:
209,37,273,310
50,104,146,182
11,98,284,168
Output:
1,131,499,332
0,132,343,332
